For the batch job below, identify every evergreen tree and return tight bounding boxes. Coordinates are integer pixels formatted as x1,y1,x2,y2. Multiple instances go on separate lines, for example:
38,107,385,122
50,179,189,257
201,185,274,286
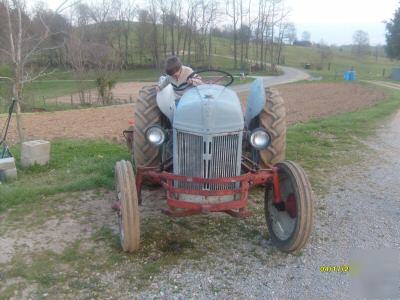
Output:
386,6,400,59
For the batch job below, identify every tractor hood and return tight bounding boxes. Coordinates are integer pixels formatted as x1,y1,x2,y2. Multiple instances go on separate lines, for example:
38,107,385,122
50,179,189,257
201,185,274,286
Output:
173,85,244,134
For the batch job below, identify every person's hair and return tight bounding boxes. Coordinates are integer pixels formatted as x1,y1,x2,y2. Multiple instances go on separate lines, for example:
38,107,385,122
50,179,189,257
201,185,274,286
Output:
165,56,182,76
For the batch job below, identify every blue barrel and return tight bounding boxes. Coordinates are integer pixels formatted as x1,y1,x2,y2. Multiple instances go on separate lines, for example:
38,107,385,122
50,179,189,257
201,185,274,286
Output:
343,70,356,81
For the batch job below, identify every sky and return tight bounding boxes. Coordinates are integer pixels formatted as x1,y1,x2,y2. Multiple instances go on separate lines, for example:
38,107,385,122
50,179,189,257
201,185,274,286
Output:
35,0,399,45
285,0,399,45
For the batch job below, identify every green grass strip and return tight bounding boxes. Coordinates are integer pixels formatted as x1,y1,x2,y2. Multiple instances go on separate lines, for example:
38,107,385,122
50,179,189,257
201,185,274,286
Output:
0,140,129,212
286,85,400,192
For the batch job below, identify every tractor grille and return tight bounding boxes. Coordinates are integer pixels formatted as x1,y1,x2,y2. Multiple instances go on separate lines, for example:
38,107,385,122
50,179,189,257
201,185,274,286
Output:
174,130,242,190
209,134,240,190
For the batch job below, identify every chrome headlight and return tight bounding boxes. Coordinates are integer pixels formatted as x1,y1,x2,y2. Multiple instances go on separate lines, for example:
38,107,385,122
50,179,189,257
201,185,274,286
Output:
145,125,166,146
249,129,271,150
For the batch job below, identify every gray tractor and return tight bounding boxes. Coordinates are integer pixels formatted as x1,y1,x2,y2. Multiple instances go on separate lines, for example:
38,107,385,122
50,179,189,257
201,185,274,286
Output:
115,70,313,253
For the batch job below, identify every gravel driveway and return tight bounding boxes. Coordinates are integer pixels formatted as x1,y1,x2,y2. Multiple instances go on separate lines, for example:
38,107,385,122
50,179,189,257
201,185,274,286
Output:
133,112,400,299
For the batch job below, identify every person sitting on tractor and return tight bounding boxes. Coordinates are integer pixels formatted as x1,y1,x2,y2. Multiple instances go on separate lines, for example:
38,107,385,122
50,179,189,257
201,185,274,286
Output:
156,56,202,98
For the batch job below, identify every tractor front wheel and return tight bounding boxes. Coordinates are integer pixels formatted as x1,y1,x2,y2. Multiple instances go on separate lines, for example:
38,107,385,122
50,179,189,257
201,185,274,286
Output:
265,160,313,253
115,160,140,252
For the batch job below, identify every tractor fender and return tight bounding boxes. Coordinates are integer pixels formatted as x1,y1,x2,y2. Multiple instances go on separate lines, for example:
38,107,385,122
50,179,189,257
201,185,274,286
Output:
156,84,175,123
244,78,266,128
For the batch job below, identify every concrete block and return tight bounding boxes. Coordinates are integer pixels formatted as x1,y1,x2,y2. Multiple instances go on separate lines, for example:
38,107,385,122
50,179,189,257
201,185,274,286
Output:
21,140,51,167
21,155,50,167
21,140,51,157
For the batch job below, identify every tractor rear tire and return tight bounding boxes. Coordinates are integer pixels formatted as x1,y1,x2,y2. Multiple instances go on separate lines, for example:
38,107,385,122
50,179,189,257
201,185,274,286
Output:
258,88,286,168
134,86,162,167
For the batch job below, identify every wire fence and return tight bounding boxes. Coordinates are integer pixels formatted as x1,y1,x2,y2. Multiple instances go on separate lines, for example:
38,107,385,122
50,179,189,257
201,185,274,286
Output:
0,90,136,113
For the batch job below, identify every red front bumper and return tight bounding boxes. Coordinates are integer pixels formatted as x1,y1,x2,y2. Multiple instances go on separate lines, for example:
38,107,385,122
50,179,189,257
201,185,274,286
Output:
136,166,281,217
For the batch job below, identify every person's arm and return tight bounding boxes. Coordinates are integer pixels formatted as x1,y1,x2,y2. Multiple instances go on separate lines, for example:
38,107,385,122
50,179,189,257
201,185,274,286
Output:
187,73,203,86
183,66,203,86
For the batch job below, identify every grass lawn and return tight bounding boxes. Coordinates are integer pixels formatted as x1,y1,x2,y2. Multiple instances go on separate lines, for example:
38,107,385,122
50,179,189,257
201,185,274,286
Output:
23,80,97,101
0,140,129,213
282,45,398,81
212,42,398,82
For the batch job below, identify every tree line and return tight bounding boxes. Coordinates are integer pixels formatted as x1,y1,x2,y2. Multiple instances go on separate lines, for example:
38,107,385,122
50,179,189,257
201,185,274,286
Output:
0,0,298,74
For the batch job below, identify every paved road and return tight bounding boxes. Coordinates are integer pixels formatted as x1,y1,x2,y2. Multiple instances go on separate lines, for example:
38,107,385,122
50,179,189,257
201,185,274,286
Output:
209,53,310,93
233,65,310,93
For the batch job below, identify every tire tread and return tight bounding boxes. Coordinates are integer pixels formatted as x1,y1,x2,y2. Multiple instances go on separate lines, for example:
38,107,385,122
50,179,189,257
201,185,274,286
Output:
258,88,286,167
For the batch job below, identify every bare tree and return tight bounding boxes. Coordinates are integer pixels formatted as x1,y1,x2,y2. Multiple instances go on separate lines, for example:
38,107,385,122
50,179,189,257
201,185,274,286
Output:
174,0,184,56
159,1,168,58
271,1,290,70
181,0,195,61
244,0,254,67
182,0,199,64
352,30,370,56
284,22,296,45
116,0,136,68
148,0,160,67
226,0,239,68
136,9,150,65
254,0,269,68
65,25,89,103
269,0,278,71
0,0,66,142
196,0,217,65
317,40,333,69
87,0,112,24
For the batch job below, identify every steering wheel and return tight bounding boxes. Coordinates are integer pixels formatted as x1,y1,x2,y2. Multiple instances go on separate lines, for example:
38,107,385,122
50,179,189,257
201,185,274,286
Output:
188,69,234,87
173,69,234,91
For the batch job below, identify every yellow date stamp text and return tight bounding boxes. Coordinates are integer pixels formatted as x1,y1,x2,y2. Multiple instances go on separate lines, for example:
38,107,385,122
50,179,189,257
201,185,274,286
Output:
320,265,350,273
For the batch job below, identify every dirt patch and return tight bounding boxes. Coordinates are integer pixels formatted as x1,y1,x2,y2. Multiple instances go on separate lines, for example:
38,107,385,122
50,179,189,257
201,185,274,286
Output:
1,104,135,145
0,82,386,144
0,217,83,264
239,82,386,125
0,190,116,265
279,83,386,124
0,187,169,265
